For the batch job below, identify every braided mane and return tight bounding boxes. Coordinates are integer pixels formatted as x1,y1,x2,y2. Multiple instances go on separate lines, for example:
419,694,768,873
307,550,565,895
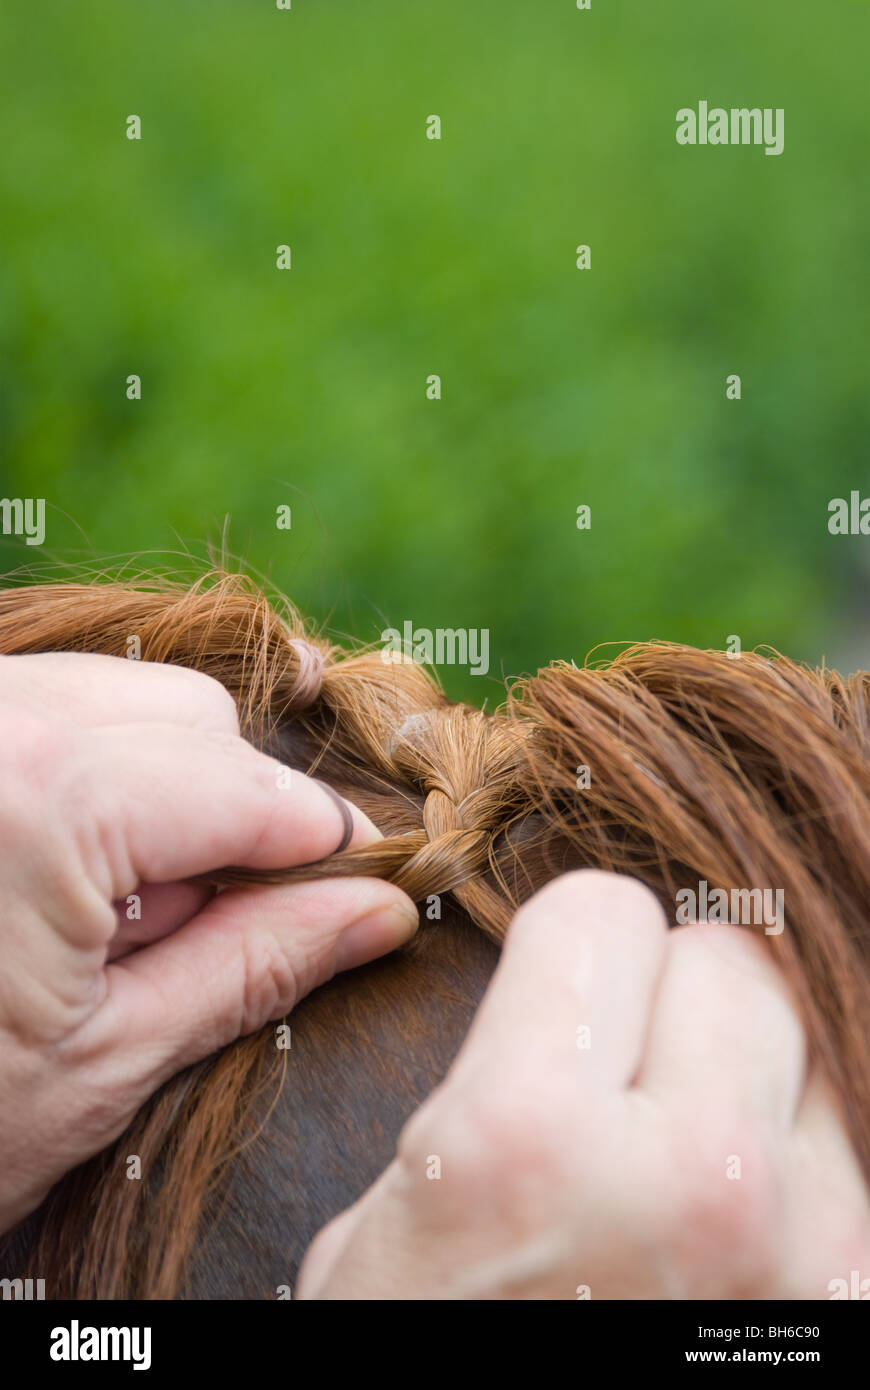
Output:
1,571,869,1297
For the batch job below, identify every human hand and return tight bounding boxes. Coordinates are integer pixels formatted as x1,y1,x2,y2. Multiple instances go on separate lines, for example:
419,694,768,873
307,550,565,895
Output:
0,651,418,1234
299,870,869,1299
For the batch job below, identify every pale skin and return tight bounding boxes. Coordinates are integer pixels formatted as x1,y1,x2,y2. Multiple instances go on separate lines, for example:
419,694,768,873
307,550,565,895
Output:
298,876,870,1300
1,655,868,1297
0,652,420,1234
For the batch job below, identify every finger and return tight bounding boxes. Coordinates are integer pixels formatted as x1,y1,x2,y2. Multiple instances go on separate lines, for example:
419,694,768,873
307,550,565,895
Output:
448,870,669,1090
67,721,381,900
635,923,806,1130
108,881,214,960
784,1068,870,1297
78,877,420,1079
297,1167,396,1301
793,1069,868,1188
0,652,241,732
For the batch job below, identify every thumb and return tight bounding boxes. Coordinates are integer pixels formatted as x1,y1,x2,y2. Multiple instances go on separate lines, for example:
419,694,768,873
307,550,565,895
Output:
90,876,419,1083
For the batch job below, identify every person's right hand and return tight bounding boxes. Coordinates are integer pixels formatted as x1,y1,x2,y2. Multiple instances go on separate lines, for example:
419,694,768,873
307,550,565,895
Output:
299,870,870,1299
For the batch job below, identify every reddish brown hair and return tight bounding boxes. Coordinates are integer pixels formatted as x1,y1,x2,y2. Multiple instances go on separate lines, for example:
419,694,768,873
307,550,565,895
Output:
0,573,868,1297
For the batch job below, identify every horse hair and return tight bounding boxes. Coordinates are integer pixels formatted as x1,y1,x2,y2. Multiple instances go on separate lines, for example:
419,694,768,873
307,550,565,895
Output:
0,572,868,1297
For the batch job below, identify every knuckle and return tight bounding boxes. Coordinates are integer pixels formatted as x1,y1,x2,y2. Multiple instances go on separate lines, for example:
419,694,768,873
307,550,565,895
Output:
516,870,666,937
173,667,240,732
398,1069,578,1217
669,1114,782,1292
591,871,668,935
676,926,804,1046
237,920,301,1030
0,714,117,945
685,920,780,988
0,709,70,846
0,706,66,789
202,725,262,767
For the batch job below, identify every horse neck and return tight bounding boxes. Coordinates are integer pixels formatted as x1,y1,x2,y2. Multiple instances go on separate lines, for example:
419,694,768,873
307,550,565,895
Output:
181,906,498,1297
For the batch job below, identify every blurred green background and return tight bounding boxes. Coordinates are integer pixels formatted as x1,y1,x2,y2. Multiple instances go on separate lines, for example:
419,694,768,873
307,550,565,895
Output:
1,0,868,699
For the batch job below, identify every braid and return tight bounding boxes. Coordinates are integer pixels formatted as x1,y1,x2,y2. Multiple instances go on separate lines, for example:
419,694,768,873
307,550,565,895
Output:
3,572,870,1192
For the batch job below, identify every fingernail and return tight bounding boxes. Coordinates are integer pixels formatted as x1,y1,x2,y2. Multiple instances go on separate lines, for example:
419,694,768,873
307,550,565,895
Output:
335,900,420,972
346,803,384,848
312,778,383,852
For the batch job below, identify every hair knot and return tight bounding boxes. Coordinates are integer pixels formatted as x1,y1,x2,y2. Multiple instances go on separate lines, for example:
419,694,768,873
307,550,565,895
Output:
288,638,325,708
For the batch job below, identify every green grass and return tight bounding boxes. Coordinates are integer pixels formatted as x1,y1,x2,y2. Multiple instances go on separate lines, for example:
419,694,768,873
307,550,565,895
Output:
1,0,867,698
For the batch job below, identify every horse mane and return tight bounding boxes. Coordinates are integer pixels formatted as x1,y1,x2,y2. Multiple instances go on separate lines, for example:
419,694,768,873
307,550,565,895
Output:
1,571,869,1297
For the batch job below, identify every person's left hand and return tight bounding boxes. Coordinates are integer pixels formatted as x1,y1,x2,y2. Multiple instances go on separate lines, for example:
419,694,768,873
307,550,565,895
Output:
0,651,419,1234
